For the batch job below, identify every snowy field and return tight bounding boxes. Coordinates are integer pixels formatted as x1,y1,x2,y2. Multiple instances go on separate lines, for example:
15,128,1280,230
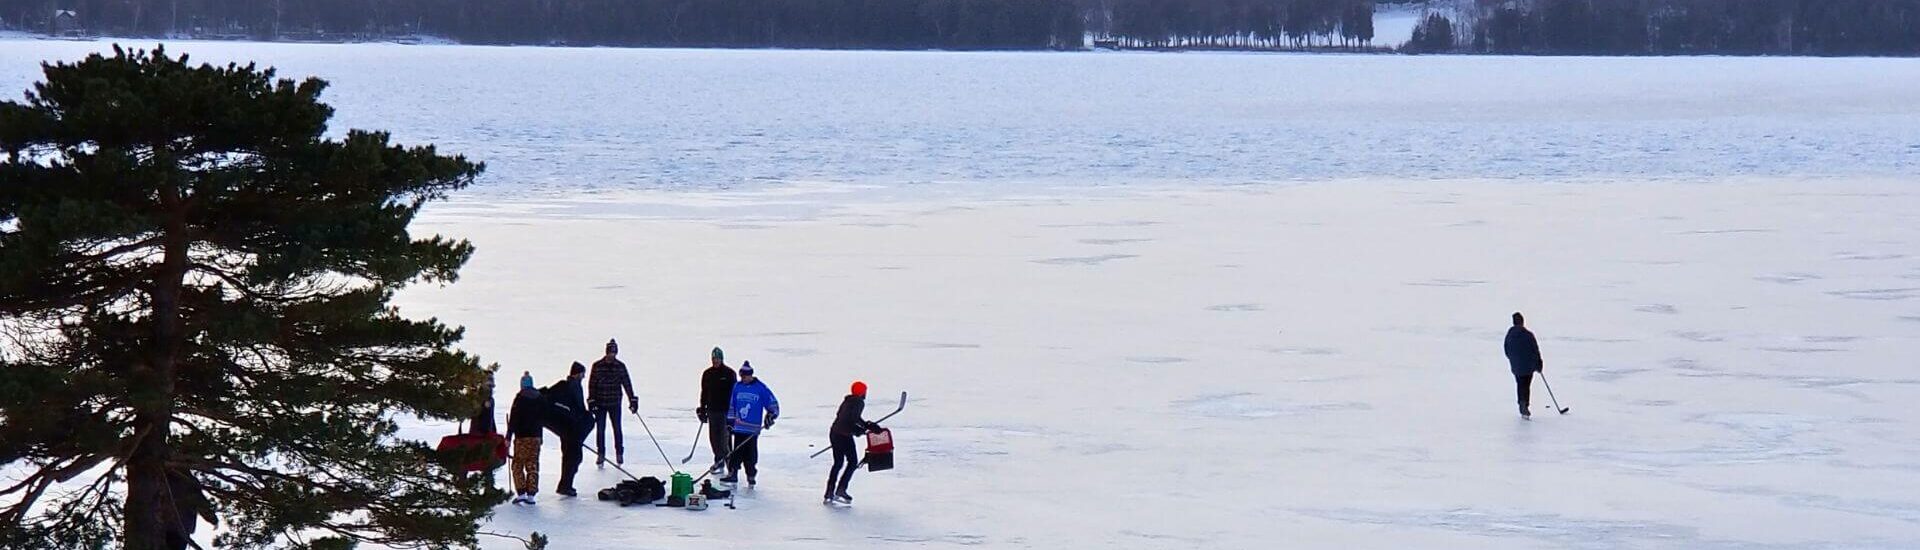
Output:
2,40,1919,548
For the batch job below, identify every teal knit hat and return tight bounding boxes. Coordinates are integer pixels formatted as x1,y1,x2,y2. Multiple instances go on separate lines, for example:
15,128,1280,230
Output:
711,347,724,361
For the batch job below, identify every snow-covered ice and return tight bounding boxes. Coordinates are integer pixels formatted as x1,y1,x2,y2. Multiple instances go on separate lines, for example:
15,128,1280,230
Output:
3,40,1918,548
386,179,1920,548
4,40,1918,194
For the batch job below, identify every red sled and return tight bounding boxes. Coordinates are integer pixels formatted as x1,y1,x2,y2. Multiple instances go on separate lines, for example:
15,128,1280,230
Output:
864,428,894,472
437,432,508,473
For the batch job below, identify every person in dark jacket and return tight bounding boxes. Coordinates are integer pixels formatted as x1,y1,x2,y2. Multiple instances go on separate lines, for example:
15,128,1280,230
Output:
723,361,778,485
547,362,590,496
505,372,546,504
589,339,638,466
1504,312,1545,417
470,376,497,435
697,347,737,475
824,380,882,504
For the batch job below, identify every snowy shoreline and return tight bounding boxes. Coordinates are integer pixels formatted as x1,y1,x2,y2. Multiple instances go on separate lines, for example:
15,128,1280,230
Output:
395,177,1920,548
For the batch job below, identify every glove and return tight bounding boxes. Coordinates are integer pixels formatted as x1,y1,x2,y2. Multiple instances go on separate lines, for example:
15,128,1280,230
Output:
867,422,883,433
628,397,639,414
764,418,775,430
696,407,708,423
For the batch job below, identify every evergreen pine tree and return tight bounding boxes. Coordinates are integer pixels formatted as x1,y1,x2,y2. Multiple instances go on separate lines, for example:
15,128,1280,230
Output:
0,45,513,549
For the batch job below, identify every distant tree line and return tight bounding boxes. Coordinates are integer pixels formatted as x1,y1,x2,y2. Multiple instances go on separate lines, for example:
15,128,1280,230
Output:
1091,0,1378,49
0,0,1085,49
1406,0,1920,55
8,0,1920,54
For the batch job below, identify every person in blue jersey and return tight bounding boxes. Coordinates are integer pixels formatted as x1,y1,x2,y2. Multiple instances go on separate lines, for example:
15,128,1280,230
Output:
722,361,779,486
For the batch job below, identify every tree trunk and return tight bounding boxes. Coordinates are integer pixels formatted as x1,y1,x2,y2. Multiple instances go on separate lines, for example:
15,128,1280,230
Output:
125,188,190,550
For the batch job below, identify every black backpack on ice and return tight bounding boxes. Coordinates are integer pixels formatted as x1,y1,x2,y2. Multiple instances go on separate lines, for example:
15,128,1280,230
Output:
596,477,665,507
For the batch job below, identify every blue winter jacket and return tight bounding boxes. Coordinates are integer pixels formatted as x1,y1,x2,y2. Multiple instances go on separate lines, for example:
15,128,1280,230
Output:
727,379,780,435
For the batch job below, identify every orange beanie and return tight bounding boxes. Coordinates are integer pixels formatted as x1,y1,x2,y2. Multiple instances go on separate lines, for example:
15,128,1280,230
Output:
851,381,868,397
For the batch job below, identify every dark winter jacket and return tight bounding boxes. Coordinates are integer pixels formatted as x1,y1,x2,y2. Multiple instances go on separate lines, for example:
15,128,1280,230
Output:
589,357,635,409
830,394,880,437
543,377,591,441
699,365,737,416
470,391,497,435
506,387,546,438
1505,326,1544,374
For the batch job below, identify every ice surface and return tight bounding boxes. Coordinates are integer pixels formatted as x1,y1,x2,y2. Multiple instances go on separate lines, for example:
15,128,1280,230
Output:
4,40,1918,548
374,180,1920,548
4,40,1919,196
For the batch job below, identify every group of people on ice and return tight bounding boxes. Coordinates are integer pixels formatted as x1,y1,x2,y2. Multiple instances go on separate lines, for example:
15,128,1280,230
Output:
479,311,1547,510
490,340,885,506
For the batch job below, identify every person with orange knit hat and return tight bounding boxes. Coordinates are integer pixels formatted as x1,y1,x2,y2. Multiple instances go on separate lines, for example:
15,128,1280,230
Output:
824,380,883,504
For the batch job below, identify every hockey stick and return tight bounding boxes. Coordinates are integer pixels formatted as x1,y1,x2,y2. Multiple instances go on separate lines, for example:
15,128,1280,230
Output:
691,430,762,486
1540,372,1570,414
812,391,907,458
875,391,909,423
579,439,647,484
631,409,678,472
680,421,705,464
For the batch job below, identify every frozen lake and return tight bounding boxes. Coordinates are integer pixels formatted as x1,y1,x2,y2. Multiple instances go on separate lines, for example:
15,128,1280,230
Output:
399,179,1920,549
4,39,1919,195
5,40,1920,548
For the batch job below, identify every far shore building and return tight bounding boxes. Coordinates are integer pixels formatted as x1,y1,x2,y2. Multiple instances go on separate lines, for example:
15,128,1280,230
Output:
52,9,79,36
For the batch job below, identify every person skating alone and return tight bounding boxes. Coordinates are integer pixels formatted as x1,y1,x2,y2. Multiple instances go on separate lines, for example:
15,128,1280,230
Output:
697,347,737,475
1505,312,1545,418
723,361,778,486
547,362,591,497
589,338,638,466
505,372,546,504
824,381,883,504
